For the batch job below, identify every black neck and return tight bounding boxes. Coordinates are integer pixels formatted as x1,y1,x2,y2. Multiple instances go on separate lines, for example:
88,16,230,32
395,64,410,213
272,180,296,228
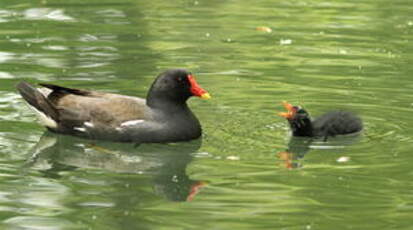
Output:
146,89,189,111
289,118,314,137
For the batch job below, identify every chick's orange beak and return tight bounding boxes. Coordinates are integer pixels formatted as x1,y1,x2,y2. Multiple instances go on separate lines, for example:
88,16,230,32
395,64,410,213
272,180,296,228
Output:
278,101,295,119
187,74,211,99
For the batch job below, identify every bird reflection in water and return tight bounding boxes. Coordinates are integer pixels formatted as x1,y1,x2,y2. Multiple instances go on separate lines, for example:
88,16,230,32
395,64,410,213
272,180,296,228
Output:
277,137,311,169
26,132,206,202
277,136,362,169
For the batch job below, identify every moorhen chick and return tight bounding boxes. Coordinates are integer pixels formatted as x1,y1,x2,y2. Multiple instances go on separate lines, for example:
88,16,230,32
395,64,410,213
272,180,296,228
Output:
278,101,362,140
16,69,210,143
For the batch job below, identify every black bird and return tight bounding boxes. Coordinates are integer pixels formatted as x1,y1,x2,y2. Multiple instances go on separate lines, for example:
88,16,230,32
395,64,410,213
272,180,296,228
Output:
16,69,211,143
278,101,362,139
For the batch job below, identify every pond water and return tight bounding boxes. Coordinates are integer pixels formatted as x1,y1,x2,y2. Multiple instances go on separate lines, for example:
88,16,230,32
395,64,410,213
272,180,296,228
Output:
1,0,413,229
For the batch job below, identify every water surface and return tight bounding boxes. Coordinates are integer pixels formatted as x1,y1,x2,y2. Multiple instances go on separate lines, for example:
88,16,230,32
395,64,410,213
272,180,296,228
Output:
1,0,413,229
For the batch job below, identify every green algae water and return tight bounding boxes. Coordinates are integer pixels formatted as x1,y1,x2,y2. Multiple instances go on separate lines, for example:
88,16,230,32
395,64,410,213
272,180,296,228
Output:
1,0,413,229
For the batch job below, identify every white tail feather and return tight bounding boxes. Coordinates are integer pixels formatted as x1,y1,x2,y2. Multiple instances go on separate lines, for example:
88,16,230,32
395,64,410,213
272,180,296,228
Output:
27,104,57,128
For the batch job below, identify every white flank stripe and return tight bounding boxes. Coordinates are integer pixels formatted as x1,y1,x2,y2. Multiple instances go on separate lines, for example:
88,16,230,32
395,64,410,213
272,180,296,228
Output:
74,127,86,132
84,122,94,127
120,120,144,127
27,104,57,128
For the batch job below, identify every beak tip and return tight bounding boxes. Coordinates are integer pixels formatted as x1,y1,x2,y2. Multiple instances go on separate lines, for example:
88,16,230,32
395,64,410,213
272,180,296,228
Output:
201,93,211,100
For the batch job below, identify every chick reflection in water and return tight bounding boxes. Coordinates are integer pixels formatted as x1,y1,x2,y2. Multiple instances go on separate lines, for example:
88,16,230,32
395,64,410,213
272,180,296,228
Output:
277,136,362,169
278,138,311,169
27,132,206,202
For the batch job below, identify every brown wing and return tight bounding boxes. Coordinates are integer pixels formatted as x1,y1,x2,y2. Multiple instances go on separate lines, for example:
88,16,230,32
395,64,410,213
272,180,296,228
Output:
43,84,148,128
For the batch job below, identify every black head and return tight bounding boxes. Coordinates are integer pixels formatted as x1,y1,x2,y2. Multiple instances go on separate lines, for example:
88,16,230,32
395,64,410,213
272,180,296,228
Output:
279,101,314,137
147,69,210,108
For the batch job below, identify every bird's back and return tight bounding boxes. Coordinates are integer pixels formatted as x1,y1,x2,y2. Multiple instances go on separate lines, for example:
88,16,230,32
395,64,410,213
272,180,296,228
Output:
312,111,363,137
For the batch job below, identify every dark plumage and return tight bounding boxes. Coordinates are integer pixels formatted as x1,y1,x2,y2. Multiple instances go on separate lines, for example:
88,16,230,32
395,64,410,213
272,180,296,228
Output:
279,101,362,139
16,69,211,143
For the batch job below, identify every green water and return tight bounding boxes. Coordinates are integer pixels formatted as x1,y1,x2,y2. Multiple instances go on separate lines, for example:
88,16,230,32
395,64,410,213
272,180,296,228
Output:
1,0,413,229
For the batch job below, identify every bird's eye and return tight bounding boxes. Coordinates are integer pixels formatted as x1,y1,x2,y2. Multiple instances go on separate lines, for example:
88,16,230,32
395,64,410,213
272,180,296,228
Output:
177,76,188,85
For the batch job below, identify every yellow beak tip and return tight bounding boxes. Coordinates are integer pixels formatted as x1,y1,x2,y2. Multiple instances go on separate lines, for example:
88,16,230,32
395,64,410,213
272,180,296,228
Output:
201,93,211,100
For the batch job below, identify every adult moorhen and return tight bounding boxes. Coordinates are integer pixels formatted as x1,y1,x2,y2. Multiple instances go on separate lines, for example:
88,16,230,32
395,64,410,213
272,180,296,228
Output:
278,101,362,140
16,69,210,143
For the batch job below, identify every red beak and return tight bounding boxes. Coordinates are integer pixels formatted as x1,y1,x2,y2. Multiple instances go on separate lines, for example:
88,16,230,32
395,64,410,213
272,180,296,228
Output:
187,74,211,99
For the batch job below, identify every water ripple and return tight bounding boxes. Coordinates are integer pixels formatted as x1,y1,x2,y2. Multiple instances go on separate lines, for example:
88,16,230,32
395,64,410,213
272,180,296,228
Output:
23,8,75,22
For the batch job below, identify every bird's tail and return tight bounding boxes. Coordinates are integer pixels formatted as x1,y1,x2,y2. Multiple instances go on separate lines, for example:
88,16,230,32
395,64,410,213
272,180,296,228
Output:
16,81,59,128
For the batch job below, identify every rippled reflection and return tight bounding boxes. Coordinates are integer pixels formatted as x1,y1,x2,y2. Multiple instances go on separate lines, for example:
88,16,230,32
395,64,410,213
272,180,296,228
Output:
28,132,205,202
0,0,412,229
277,135,362,169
